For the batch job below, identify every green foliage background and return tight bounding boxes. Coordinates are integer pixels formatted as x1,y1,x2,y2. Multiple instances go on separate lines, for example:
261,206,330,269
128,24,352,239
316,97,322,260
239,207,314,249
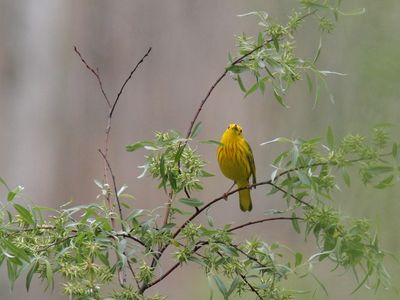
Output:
0,0,399,299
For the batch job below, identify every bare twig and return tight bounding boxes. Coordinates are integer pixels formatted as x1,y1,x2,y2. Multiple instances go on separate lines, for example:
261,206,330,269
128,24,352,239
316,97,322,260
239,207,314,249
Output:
185,40,271,139
239,273,263,299
74,46,111,108
99,149,124,221
109,47,152,120
228,216,304,232
127,260,141,289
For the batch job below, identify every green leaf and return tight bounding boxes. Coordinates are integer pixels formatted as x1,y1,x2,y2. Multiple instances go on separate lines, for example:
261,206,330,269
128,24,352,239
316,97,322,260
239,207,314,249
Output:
227,276,241,296
7,259,17,289
297,171,311,185
326,126,334,149
191,122,203,138
26,260,38,291
272,36,280,52
200,140,223,146
313,37,322,64
126,140,155,152
291,213,300,234
200,170,215,177
295,252,303,267
213,275,228,298
0,177,10,190
392,143,398,159
7,191,17,202
226,64,247,74
367,166,394,174
3,239,31,262
179,198,204,208
244,80,259,97
237,75,247,93
7,186,23,202
257,32,263,46
374,175,394,189
341,168,351,187
306,73,313,93
273,88,287,107
13,204,35,225
45,260,54,291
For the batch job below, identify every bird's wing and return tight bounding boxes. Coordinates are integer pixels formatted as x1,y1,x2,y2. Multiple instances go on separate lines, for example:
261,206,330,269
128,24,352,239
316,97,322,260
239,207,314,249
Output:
244,140,256,185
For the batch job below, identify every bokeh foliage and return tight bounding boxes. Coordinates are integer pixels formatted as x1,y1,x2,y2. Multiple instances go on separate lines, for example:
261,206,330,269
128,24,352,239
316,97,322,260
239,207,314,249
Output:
0,0,398,299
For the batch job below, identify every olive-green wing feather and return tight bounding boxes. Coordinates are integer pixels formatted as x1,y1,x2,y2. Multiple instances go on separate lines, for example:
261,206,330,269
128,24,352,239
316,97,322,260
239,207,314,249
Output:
244,140,256,185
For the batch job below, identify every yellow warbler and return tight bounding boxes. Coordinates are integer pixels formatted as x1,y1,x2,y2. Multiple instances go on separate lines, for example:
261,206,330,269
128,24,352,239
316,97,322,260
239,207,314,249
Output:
217,124,256,211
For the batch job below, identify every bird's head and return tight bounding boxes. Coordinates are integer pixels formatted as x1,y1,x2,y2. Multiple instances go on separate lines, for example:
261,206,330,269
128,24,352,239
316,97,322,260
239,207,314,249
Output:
224,123,244,138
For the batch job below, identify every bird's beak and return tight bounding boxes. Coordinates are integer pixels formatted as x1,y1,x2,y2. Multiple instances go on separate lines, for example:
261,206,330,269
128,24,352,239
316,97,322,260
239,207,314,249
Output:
233,124,238,131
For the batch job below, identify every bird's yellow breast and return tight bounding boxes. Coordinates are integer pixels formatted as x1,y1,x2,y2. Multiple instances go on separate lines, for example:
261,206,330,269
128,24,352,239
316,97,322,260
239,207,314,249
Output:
217,142,251,183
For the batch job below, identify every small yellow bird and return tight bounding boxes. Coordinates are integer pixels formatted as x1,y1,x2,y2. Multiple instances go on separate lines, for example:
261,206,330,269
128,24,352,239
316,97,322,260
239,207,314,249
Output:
217,124,256,211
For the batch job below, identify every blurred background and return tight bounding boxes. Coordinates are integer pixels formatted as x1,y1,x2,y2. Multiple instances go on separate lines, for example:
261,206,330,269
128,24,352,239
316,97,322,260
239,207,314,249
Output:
0,0,399,299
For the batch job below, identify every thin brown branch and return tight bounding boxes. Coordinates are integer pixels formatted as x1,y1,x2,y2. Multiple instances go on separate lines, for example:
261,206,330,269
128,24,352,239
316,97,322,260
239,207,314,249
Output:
74,46,111,108
185,40,271,139
98,149,124,221
109,47,152,119
116,233,146,248
38,235,76,253
140,261,180,293
239,273,263,300
228,216,303,232
127,260,140,289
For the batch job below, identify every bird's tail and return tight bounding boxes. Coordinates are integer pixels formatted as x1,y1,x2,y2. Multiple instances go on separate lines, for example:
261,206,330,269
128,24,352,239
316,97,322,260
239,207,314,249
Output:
238,182,252,212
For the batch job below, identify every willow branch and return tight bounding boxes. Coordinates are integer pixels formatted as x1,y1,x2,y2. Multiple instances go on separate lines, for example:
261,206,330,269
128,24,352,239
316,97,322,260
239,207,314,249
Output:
185,40,272,139
74,46,111,108
99,149,124,221
109,47,152,120
228,216,304,232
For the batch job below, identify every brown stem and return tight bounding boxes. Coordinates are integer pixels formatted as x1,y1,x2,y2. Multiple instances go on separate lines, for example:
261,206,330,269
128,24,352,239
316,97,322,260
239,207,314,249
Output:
185,40,271,139
99,149,124,221
109,47,152,120
228,217,303,232
74,46,111,108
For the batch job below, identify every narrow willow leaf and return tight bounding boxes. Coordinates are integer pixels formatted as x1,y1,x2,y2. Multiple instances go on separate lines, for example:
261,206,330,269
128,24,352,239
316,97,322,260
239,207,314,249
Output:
126,140,155,152
272,36,280,52
341,168,351,187
179,198,204,207
227,276,241,296
237,75,247,93
392,143,398,159
367,166,394,174
200,140,223,146
273,88,288,108
375,175,394,189
191,122,203,138
295,252,303,267
13,204,35,225
45,260,54,291
313,37,322,64
117,185,128,196
3,239,31,263
306,73,313,93
326,126,334,149
7,259,17,289
213,275,228,298
7,191,17,202
291,213,300,233
26,260,38,291
244,80,259,97
0,177,10,190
